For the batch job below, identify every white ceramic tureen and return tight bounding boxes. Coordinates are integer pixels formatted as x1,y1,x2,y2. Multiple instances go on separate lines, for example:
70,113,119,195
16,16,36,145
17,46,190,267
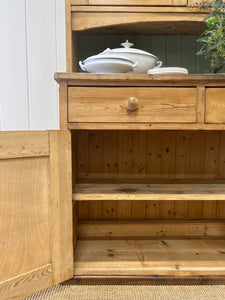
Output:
107,40,163,73
79,40,162,74
79,49,138,73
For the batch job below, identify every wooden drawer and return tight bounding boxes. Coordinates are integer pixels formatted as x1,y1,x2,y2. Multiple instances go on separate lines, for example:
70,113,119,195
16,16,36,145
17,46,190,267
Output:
68,87,197,123
206,88,225,124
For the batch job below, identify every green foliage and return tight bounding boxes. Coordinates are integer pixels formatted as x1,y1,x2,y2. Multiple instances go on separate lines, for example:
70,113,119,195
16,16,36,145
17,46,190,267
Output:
196,0,225,73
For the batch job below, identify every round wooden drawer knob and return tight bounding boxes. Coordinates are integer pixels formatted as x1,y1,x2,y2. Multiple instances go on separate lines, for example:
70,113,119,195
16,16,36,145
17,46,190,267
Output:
126,97,139,111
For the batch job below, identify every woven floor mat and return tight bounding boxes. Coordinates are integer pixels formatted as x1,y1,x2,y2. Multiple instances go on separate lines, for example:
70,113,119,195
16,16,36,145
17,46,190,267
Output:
24,284,225,300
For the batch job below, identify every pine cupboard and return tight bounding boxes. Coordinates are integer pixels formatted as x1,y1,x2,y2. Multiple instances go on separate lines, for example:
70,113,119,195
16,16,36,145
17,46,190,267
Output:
54,72,225,282
1,1,225,300
64,0,225,285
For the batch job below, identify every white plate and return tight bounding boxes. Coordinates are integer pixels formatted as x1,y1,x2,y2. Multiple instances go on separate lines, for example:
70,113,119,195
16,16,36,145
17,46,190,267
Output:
147,67,188,74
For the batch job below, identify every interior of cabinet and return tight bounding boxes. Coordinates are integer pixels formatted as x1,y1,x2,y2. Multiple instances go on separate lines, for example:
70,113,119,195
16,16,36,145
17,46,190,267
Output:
76,34,211,74
71,130,225,277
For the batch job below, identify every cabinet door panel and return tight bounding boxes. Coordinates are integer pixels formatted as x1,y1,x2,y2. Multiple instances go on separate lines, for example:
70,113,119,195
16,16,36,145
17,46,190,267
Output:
0,131,73,300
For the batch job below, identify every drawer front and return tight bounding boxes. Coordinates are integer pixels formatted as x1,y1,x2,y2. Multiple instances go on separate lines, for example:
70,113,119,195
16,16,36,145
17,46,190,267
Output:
68,87,197,123
206,88,225,124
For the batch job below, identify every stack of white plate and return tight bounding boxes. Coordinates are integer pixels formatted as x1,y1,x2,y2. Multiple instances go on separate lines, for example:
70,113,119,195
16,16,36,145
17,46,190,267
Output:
147,67,188,74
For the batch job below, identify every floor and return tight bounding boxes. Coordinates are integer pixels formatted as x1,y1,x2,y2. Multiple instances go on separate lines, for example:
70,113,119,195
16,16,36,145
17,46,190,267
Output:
24,284,225,300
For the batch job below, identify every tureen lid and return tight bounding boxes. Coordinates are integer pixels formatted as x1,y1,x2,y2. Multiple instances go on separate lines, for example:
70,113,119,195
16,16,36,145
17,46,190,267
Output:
83,48,137,64
109,40,158,59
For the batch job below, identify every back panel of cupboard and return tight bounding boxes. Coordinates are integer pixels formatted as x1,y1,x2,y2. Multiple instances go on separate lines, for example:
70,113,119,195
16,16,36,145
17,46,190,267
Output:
72,130,225,221
77,34,212,73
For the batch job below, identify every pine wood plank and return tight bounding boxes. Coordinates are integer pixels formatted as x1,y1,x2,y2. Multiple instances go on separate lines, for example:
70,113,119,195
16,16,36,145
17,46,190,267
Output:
146,131,162,179
78,221,225,238
68,123,225,131
173,0,187,5
70,6,208,13
205,131,220,179
77,131,89,220
145,131,161,219
203,131,220,220
77,130,89,178
55,73,225,85
0,131,49,159
159,132,176,219
49,131,73,284
203,201,217,220
78,201,89,220
196,86,205,123
188,132,205,219
71,12,207,34
103,131,119,178
74,239,225,276
217,132,225,220
88,131,104,219
145,200,160,220
0,265,53,300
117,132,132,219
131,131,147,220
103,131,118,220
73,182,225,201
0,157,51,282
59,81,68,130
174,132,191,219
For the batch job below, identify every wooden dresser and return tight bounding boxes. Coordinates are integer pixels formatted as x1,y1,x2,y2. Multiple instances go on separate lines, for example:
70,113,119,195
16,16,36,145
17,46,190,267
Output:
55,72,225,282
1,1,225,300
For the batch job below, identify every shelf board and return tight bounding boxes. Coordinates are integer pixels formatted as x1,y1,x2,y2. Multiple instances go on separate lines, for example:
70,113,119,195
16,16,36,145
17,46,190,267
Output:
73,181,225,201
71,7,208,34
78,220,225,239
74,238,225,276
55,73,225,85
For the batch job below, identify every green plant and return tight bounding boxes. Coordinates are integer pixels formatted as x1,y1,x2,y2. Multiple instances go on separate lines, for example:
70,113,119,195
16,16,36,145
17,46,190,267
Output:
196,0,225,73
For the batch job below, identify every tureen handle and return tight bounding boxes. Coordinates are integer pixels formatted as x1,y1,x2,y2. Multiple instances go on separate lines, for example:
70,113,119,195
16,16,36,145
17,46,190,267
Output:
155,61,163,68
121,40,134,48
79,61,86,71
132,61,138,71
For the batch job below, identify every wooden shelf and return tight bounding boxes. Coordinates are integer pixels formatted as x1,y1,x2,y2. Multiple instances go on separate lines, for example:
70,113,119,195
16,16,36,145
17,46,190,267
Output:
78,221,225,239
73,180,225,201
55,73,225,86
74,238,225,276
71,7,208,34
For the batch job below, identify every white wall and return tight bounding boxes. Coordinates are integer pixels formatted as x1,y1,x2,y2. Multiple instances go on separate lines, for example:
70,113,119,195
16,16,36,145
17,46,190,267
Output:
0,0,66,130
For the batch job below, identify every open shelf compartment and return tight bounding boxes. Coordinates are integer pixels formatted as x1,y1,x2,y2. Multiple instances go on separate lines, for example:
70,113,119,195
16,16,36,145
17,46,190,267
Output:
74,238,225,276
71,130,225,280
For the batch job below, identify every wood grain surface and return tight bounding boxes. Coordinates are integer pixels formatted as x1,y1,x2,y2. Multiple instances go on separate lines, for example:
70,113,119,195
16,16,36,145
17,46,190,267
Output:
68,87,196,123
74,238,225,276
78,220,225,238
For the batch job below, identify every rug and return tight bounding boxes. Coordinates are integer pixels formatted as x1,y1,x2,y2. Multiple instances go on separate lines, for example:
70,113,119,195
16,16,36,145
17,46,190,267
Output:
24,284,225,300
